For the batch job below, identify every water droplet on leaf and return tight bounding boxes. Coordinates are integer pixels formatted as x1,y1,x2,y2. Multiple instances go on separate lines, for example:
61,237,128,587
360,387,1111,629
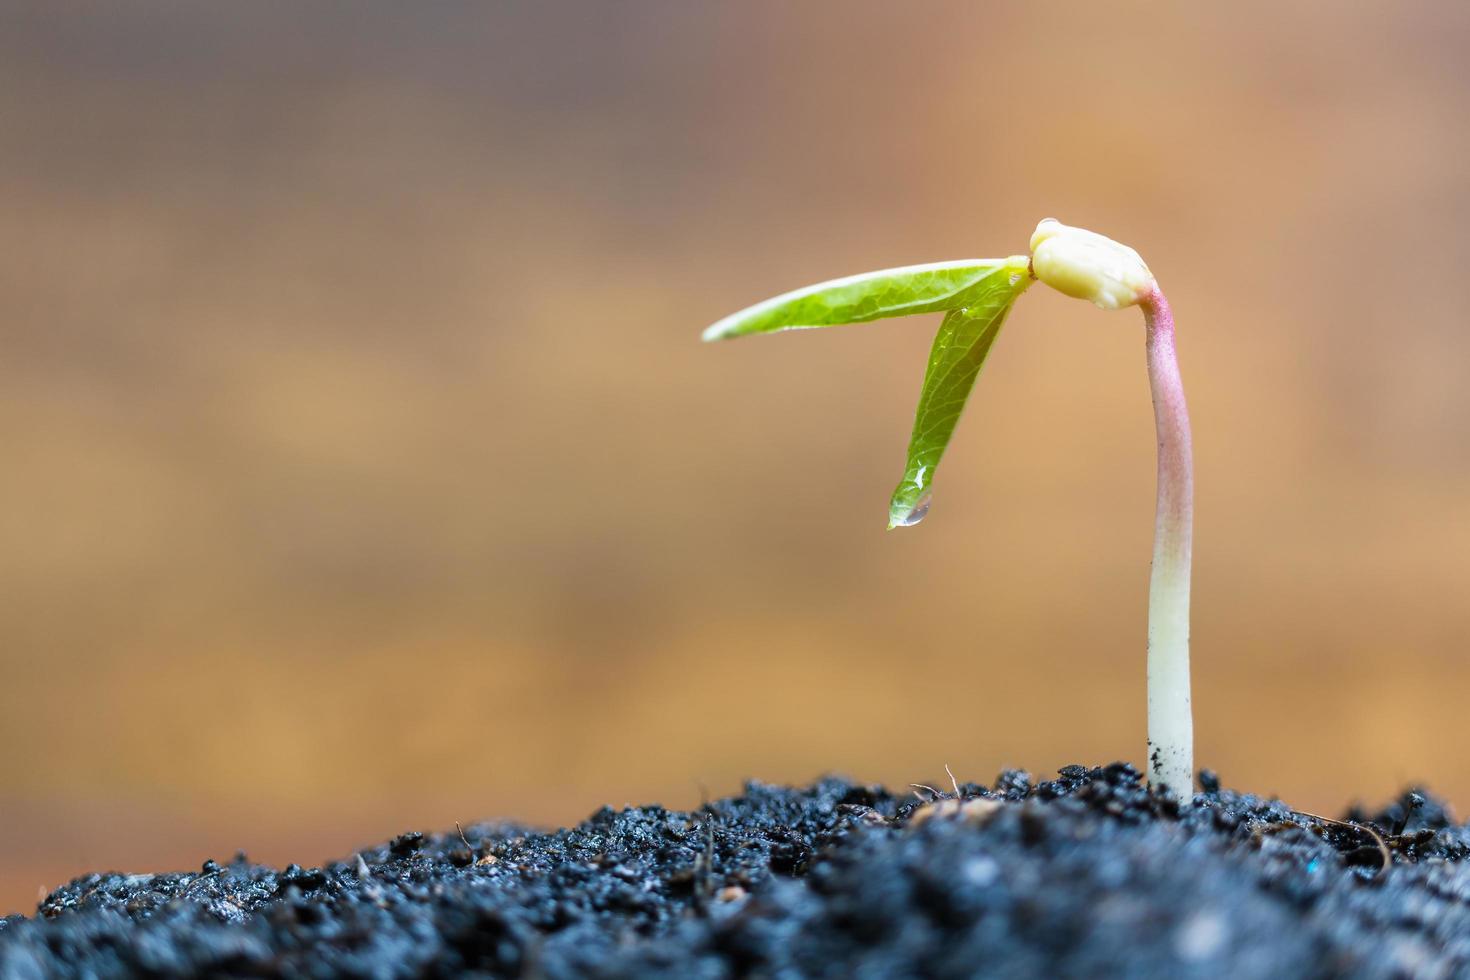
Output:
891,493,932,527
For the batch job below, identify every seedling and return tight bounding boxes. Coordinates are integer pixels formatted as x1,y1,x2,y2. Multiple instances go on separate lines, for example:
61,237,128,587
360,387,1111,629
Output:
704,219,1195,798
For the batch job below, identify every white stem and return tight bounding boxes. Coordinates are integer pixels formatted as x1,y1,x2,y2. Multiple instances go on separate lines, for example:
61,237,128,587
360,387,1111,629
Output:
1142,286,1194,799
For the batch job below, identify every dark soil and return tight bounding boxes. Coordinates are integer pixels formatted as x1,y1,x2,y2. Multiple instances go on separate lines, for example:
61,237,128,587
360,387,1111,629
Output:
2,764,1467,978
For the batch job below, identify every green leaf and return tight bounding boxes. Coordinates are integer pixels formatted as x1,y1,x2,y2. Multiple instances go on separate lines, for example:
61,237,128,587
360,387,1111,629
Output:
702,257,1027,342
888,268,1032,528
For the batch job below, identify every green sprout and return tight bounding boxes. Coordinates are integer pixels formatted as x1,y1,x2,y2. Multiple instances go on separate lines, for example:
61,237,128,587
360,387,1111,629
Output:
704,219,1196,799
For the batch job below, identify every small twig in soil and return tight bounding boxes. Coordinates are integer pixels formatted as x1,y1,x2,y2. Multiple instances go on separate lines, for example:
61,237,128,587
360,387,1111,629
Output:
694,784,717,911
702,816,716,901
181,863,224,897
1391,793,1425,836
1291,809,1391,876
945,764,963,799
910,784,942,803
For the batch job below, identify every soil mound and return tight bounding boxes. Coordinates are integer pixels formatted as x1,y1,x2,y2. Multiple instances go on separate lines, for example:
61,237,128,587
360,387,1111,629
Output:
3,764,1465,978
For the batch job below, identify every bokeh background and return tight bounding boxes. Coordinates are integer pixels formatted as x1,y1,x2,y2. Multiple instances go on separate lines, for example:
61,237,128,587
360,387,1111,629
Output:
2,1,1467,914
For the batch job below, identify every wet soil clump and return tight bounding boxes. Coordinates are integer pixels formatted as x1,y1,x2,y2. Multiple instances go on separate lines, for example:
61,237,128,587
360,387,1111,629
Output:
3,764,1467,978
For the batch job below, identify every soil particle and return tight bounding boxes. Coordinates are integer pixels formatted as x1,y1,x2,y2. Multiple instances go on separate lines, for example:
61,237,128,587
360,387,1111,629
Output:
2,766,1468,978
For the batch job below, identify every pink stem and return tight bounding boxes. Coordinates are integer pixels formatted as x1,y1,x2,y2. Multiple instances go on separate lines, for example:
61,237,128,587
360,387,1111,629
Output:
1141,285,1194,797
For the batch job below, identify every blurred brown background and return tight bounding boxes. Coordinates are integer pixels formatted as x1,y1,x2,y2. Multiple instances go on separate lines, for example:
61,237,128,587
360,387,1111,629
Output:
1,1,1467,914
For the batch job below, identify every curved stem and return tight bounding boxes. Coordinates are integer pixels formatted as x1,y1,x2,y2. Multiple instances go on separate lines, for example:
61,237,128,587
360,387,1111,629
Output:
1141,285,1194,798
